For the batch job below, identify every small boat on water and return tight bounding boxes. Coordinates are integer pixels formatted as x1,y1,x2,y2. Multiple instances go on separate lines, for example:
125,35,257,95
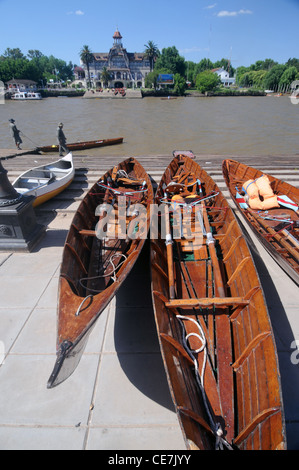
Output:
222,159,299,286
12,152,74,207
47,157,154,388
37,137,123,153
11,91,42,100
151,151,286,450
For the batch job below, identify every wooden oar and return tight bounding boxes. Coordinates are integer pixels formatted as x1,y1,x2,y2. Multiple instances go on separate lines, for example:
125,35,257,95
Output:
201,203,225,298
164,204,175,299
247,208,299,260
200,201,234,441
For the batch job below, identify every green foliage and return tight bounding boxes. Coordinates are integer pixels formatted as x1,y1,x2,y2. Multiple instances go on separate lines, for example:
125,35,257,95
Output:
263,64,287,90
279,66,299,86
195,70,221,93
174,73,187,95
144,70,160,89
80,45,94,89
100,67,111,87
0,48,74,85
144,41,160,72
154,46,186,76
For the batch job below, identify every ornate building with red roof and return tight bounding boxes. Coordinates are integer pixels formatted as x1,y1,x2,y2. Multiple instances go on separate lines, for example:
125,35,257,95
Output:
79,29,151,89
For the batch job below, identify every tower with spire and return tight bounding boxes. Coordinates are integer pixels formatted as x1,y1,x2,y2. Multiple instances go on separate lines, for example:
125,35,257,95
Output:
78,28,151,90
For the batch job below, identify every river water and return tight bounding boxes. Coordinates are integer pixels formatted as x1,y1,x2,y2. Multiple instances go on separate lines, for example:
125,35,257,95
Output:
0,95,298,156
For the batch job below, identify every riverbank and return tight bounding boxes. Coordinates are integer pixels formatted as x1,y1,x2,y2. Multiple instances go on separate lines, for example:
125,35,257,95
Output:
141,88,267,97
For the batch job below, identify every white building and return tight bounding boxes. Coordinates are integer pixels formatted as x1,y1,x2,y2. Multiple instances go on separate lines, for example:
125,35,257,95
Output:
212,68,236,87
79,29,151,89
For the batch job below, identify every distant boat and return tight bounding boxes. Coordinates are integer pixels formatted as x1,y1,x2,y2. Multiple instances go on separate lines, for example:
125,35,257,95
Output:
11,91,42,100
12,152,74,207
37,137,123,153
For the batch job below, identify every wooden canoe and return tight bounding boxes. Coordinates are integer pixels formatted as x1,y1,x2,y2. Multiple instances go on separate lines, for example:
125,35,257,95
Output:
12,152,74,207
37,137,123,153
151,151,286,450
47,157,154,388
222,159,299,286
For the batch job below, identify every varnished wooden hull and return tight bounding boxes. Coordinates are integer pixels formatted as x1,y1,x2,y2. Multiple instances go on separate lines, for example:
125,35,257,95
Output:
47,157,154,388
151,152,286,450
222,159,299,286
37,137,123,153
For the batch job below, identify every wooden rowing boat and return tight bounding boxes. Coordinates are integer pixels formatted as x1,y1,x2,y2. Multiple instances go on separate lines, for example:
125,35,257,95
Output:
151,151,286,450
12,152,74,207
37,137,123,153
222,159,299,286
47,157,154,388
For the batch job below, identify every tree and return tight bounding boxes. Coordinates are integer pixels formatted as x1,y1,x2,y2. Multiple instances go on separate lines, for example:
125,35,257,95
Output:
27,50,44,60
264,64,287,90
101,67,111,88
80,45,94,88
2,48,25,60
279,66,299,87
195,70,220,93
154,46,186,76
286,58,299,72
174,73,186,95
185,61,196,86
144,70,160,89
144,41,160,72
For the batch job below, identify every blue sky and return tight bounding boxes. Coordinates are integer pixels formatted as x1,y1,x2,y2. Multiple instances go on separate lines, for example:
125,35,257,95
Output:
0,0,298,69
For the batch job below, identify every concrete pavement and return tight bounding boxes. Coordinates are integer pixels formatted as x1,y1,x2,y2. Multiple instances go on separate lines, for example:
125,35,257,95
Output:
0,152,299,450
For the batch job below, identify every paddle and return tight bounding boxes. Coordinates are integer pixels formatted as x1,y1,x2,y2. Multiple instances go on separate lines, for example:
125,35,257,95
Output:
247,208,299,259
201,202,225,298
164,203,175,299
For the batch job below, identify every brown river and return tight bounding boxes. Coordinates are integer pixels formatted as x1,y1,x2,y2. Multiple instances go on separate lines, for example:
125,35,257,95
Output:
0,95,298,157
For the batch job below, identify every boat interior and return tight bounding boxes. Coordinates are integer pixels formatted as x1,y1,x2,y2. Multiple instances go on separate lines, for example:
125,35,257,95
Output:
151,156,285,449
60,159,152,298
223,159,299,279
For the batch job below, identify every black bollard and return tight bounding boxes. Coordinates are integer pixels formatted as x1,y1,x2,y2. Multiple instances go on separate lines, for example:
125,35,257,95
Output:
0,158,45,251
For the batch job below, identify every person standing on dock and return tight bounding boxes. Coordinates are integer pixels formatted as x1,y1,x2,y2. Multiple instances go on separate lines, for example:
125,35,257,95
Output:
8,119,22,150
57,122,68,156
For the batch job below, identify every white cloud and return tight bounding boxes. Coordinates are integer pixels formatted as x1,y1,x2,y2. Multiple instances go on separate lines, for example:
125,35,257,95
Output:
217,9,252,17
67,10,85,15
205,3,217,8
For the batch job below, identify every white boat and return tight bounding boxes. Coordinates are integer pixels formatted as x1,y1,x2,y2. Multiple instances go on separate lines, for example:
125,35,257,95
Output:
11,91,42,100
12,153,75,207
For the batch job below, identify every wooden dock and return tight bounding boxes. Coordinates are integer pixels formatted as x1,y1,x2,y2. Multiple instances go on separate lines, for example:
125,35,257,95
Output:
2,150,299,228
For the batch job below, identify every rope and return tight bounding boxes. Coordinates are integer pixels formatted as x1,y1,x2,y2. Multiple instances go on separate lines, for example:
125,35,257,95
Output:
75,294,93,316
20,131,40,148
177,315,234,450
79,253,127,293
96,181,148,197
159,191,219,209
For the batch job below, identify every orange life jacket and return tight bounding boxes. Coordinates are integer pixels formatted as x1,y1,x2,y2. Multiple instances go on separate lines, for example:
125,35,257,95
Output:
243,175,279,210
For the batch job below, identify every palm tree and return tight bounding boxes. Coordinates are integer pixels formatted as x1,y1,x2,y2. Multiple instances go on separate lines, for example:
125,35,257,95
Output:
101,67,111,88
80,45,94,89
144,41,160,72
